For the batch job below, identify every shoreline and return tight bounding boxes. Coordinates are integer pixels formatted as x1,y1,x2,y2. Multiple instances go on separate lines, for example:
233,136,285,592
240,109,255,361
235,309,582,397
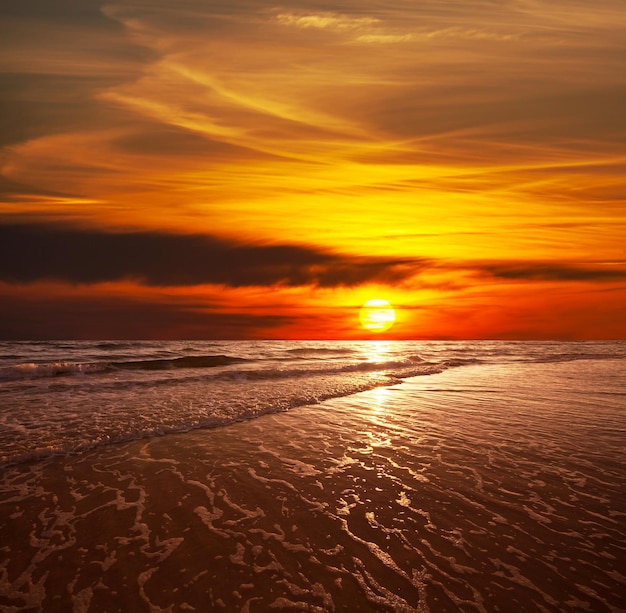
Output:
1,361,625,611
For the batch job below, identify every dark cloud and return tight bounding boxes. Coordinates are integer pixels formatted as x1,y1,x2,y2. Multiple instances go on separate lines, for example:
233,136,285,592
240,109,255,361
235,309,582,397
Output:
0,292,291,340
3,223,624,291
0,223,422,288
481,262,626,283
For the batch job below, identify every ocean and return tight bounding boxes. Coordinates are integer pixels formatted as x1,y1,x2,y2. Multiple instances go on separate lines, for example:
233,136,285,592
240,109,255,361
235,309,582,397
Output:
1,340,625,611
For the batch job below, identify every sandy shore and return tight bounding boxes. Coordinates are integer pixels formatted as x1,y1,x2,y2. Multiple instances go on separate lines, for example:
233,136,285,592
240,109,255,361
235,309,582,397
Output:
1,360,625,612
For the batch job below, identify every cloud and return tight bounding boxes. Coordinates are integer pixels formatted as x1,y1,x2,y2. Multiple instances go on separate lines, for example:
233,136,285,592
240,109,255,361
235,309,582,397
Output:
3,222,623,296
275,12,379,31
0,0,149,84
3,0,624,208
275,10,418,45
419,27,519,42
355,33,415,44
481,261,626,283
0,222,423,288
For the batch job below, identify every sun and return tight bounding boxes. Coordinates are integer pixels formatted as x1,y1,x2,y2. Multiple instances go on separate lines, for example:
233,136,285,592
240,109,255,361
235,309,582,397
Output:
359,299,396,332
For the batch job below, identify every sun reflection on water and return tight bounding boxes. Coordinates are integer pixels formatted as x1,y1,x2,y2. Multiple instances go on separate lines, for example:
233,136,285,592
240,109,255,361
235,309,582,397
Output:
363,340,395,362
371,386,392,414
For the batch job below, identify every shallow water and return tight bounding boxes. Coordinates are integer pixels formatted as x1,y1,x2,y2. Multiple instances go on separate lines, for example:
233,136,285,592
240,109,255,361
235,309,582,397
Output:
1,350,624,612
1,340,622,466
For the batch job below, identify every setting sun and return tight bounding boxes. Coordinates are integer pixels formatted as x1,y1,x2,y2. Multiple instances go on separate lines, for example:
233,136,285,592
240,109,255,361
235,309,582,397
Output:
359,299,396,333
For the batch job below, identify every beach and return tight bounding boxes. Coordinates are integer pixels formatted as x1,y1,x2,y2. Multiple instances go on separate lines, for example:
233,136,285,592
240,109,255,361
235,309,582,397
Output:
1,344,625,612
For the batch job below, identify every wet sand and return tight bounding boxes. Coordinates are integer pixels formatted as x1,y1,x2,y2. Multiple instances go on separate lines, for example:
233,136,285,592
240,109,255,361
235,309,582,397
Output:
1,360,625,612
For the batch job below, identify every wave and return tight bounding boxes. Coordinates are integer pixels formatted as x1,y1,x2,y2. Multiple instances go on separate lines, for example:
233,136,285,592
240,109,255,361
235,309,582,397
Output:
0,361,110,381
0,354,249,382
283,347,358,358
441,357,484,368
197,355,435,383
112,355,250,371
94,341,138,350
529,352,625,364
0,358,442,468
0,358,441,410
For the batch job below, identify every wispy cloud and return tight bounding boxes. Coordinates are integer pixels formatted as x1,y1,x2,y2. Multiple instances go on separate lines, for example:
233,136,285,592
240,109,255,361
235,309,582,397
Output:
275,12,379,31
274,10,420,44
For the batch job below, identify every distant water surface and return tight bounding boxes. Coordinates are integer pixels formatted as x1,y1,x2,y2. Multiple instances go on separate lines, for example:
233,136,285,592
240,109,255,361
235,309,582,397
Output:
1,340,623,466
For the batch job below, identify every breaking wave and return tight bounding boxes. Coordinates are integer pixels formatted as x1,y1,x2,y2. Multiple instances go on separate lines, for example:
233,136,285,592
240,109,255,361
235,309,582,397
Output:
0,354,250,381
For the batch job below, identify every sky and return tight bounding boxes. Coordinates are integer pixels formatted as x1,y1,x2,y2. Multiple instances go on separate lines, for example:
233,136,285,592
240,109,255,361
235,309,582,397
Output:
1,0,625,339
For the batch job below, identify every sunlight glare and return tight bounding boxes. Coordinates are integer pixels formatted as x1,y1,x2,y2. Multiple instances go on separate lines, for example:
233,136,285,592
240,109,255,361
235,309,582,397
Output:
360,299,396,332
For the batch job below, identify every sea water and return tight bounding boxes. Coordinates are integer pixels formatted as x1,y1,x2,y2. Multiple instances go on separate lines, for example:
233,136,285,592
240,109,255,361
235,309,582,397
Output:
1,341,625,611
0,340,623,467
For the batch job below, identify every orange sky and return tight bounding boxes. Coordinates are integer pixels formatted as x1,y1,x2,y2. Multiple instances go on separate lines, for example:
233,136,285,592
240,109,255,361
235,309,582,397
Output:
1,0,625,339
